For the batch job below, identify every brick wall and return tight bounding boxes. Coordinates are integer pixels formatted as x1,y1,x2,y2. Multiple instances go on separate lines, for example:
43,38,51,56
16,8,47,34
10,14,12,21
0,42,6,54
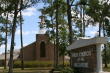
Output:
22,42,36,61
35,34,54,61
21,34,55,62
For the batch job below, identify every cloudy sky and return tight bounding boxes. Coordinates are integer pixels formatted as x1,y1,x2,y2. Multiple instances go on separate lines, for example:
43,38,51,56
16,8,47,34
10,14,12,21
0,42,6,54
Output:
0,3,98,54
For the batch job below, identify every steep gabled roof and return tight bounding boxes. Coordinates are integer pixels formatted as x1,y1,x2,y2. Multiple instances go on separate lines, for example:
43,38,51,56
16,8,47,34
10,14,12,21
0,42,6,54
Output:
21,41,36,49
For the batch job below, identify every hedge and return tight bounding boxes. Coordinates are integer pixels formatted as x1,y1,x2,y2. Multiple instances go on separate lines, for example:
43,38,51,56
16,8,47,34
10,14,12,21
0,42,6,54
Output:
13,61,53,68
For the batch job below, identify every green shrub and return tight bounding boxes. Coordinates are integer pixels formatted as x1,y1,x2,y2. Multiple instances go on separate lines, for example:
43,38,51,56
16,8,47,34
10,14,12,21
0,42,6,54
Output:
13,61,53,68
58,61,70,67
54,65,74,73
61,67,74,73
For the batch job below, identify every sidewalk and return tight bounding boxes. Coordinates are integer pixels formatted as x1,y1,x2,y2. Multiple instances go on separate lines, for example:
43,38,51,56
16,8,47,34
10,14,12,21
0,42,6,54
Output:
103,72,110,73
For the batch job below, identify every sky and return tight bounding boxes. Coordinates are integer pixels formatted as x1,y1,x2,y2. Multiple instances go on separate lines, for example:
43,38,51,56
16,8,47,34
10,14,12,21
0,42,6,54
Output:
0,3,99,54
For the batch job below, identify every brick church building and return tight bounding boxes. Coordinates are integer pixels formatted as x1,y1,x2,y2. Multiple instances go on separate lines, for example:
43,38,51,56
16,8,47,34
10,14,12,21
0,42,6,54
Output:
21,15,55,61
21,34,55,61
0,34,56,66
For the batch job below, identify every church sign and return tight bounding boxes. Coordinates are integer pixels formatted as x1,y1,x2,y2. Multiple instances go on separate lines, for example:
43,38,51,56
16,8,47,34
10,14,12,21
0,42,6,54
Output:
71,45,97,73
68,37,108,73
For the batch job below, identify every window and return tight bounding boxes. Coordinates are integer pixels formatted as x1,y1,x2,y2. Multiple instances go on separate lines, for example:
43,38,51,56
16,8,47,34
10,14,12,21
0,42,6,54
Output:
40,41,46,57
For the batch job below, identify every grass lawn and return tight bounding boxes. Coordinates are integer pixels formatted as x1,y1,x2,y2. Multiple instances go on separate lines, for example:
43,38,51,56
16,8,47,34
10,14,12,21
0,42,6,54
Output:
0,66,110,73
103,64,110,72
0,67,52,73
104,67,110,72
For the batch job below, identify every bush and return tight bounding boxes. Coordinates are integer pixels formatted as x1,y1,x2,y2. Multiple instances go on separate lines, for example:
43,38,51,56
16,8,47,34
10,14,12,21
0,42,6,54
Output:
13,61,53,68
58,61,70,66
54,65,74,73
61,67,74,73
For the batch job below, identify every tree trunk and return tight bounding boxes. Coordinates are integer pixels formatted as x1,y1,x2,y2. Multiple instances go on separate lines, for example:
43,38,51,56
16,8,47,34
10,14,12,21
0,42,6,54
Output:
20,0,24,69
99,21,102,37
67,0,73,44
103,21,108,68
82,5,85,37
67,0,73,67
49,1,56,67
51,13,56,67
63,55,64,66
104,45,108,68
55,0,59,67
20,11,24,70
8,3,18,73
4,13,8,69
80,5,83,37
54,40,56,67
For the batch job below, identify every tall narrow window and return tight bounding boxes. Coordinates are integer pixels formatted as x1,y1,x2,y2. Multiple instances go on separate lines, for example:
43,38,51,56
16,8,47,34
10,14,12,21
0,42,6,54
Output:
40,41,46,57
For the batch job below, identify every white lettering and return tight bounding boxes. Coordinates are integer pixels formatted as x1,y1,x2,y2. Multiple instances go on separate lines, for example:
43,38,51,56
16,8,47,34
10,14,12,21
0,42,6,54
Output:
74,63,88,68
72,51,91,57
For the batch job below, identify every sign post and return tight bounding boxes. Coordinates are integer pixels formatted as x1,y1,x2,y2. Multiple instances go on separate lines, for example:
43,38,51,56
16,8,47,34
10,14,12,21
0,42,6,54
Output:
96,44,103,73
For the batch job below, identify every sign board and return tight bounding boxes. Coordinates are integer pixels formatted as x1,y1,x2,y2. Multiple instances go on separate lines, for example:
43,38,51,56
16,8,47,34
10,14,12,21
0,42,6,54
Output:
71,45,97,73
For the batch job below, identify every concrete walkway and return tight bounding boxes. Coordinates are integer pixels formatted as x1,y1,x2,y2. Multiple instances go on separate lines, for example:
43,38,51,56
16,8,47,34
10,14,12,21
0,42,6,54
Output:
103,72,110,73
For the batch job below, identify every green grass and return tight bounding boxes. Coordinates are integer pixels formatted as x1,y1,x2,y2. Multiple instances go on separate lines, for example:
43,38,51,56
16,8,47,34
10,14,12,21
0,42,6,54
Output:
103,64,110,72
104,67,110,72
0,64,110,73
0,68,51,73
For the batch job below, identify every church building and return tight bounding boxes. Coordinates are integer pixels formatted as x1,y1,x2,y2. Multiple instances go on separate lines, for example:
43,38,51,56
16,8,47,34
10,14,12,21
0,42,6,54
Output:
21,14,55,62
21,34,55,61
